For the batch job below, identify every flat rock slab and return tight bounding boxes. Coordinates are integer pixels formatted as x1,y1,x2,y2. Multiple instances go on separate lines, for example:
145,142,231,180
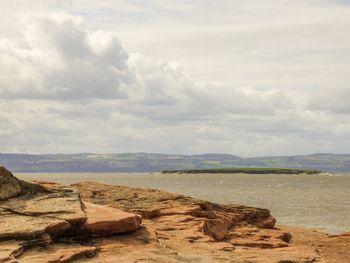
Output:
80,202,142,235
17,243,97,263
0,213,71,241
0,187,86,241
0,236,52,263
0,240,23,262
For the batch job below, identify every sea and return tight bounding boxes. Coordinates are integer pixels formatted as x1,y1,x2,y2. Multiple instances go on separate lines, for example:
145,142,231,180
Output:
16,172,350,234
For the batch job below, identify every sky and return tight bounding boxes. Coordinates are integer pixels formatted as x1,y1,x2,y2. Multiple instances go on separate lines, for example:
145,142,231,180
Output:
0,0,350,156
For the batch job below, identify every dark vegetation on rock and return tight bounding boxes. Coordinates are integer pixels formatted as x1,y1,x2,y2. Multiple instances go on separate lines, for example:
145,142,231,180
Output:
162,167,321,174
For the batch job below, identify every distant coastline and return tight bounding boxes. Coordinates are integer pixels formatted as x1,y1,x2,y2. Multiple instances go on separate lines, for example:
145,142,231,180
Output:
1,152,349,173
161,168,322,174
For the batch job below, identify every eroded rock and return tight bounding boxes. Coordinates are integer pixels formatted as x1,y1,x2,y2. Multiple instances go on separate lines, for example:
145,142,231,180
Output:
203,218,230,240
80,202,141,236
254,215,277,228
0,186,86,241
75,181,336,263
0,167,22,200
0,168,348,262
17,243,98,263
0,167,144,262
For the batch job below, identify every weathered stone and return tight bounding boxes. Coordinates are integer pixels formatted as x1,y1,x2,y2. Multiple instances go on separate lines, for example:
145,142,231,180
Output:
17,243,97,263
203,218,230,240
0,187,87,241
80,202,141,235
0,240,24,262
0,167,22,200
75,182,342,263
0,236,51,262
0,168,349,263
0,213,70,241
254,215,277,228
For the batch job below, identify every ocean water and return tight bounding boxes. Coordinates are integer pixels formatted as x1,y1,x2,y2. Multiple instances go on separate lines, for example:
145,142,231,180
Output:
16,172,350,234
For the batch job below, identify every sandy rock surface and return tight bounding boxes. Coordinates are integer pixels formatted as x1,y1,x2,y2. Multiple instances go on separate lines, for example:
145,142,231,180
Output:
0,166,349,262
0,167,22,200
0,167,141,263
74,182,349,263
80,202,142,235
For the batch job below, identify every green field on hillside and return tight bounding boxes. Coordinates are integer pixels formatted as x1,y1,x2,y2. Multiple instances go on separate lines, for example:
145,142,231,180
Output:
162,168,322,174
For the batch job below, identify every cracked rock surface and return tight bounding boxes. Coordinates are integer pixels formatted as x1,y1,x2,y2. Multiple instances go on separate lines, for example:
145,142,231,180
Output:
1,166,349,262
0,167,140,263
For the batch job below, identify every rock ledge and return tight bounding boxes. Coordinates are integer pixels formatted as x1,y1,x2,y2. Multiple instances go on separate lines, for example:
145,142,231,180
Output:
1,166,349,262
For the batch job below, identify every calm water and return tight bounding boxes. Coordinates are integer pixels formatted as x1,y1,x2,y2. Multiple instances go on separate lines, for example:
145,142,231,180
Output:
16,172,350,234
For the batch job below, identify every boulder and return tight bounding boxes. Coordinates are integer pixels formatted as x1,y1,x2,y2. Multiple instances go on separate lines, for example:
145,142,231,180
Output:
203,219,230,240
80,202,142,236
0,166,22,200
0,168,144,262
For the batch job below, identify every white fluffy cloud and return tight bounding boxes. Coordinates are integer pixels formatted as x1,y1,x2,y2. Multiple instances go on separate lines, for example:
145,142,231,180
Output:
0,14,132,99
0,14,289,108
0,1,350,156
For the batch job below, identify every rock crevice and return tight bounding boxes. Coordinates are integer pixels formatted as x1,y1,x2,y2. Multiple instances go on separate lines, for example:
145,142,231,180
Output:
0,167,141,263
1,166,349,262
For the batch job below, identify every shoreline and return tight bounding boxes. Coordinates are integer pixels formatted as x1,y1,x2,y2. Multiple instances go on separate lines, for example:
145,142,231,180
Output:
15,171,350,234
1,166,349,262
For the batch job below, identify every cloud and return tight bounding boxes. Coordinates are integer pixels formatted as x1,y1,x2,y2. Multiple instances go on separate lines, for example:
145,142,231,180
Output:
308,86,350,114
0,3,349,156
0,13,132,100
0,13,290,112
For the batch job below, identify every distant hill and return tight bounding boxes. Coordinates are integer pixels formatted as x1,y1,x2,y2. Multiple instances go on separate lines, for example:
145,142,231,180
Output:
0,153,350,173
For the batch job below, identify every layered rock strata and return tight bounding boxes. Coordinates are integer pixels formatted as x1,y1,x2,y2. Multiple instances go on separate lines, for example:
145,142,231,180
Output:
0,167,141,263
0,166,349,262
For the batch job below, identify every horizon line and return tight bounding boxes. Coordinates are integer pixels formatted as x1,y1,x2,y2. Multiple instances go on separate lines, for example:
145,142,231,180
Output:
0,152,348,159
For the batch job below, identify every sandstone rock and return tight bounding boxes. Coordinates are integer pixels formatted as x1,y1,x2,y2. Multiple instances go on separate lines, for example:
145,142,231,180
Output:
17,243,97,263
254,215,277,228
0,168,90,262
0,167,49,202
0,236,51,262
0,167,22,200
0,240,25,262
0,213,71,241
0,169,348,263
0,169,145,263
329,231,350,237
75,182,336,263
80,202,142,236
203,218,230,240
0,187,86,241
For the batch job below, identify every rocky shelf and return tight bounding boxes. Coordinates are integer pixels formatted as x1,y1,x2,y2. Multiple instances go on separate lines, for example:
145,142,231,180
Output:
0,166,348,262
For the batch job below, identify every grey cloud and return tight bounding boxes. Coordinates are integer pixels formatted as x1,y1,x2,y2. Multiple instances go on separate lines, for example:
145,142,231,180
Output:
0,14,131,100
0,7,349,156
0,13,292,119
308,86,350,114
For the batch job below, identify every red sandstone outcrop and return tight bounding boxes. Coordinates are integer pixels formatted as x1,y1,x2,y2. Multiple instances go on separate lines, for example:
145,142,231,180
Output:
0,167,141,263
0,166,349,262
73,182,326,262
0,167,22,200
80,202,142,236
